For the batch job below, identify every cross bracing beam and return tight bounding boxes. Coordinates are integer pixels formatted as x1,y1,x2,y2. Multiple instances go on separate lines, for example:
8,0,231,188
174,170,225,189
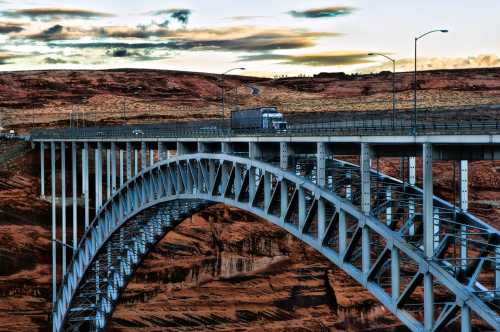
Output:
49,152,500,332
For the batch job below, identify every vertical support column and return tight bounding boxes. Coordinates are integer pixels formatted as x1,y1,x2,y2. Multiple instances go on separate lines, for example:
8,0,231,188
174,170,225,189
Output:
264,171,271,211
60,142,66,274
360,143,371,282
280,142,289,222
111,143,117,193
391,246,400,303
158,142,165,160
95,142,102,211
318,198,325,241
50,142,57,304
106,148,111,199
408,156,416,236
150,148,154,166
361,143,371,216
222,142,231,154
82,142,89,229
424,271,434,330
461,304,471,332
119,148,124,186
317,142,326,187
71,142,77,254
40,142,45,198
460,160,468,270
134,149,138,175
423,143,434,258
422,143,434,332
386,186,392,226
141,142,147,171
298,187,306,228
280,142,289,170
248,142,259,198
126,142,132,180
339,210,347,256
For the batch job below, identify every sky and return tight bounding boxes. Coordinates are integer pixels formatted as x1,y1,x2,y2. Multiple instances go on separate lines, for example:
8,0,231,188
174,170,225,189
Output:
0,0,499,76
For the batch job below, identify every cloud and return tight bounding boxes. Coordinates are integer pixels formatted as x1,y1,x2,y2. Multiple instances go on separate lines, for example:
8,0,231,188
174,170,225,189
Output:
0,51,25,64
44,57,68,64
0,22,25,33
288,6,355,19
360,54,500,73
225,16,270,21
150,8,191,25
0,8,113,21
240,51,374,66
48,27,338,52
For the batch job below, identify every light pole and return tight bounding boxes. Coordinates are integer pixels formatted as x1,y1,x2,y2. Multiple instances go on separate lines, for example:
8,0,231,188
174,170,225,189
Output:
413,29,448,134
220,67,245,120
369,53,397,129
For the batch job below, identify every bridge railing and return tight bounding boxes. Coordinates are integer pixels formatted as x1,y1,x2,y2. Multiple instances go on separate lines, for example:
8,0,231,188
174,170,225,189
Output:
29,103,500,139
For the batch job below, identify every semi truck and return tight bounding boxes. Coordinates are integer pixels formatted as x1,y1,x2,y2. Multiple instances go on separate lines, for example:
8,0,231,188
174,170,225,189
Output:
230,107,286,130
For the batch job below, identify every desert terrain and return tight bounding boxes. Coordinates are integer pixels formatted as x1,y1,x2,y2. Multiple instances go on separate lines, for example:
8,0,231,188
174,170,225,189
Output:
0,67,499,331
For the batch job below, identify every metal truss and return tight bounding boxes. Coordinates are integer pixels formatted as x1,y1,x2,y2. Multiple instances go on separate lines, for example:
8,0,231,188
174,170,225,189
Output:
53,153,500,332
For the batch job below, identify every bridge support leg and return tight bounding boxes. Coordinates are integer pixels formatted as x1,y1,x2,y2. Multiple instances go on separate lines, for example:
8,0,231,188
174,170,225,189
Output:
106,148,111,199
280,142,289,222
361,143,371,215
222,142,232,154
111,143,117,194
95,142,102,211
360,143,373,278
40,142,45,198
317,142,326,187
158,142,165,160
461,304,471,332
409,156,416,236
423,144,434,258
422,143,435,330
72,142,77,254
339,210,346,257
83,142,89,229
61,142,66,274
126,142,132,180
386,186,392,226
424,271,434,330
134,149,138,175
150,148,154,166
460,160,468,270
119,148,124,186
51,142,57,304
141,142,147,171
391,246,400,303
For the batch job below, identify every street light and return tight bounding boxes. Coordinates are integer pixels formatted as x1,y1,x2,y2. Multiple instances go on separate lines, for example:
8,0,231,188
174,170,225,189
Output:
220,67,245,120
413,29,448,134
369,53,397,129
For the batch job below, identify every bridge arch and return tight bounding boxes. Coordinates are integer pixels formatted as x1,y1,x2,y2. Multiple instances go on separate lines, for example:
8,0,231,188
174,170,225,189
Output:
53,153,499,332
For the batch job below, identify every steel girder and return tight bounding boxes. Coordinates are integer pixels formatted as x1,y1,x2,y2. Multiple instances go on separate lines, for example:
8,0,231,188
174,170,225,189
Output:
53,153,500,332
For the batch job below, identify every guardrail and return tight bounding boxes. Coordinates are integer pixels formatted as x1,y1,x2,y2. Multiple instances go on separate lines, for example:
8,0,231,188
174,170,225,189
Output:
30,104,500,140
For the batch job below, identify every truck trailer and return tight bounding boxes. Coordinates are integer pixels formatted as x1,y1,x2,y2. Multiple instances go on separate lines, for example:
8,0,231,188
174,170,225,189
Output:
230,107,286,130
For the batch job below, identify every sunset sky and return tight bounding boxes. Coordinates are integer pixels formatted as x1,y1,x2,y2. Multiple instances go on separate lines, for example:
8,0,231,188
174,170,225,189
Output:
0,0,499,76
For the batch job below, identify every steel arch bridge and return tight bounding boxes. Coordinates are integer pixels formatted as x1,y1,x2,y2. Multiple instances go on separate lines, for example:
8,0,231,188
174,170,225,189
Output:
50,152,500,332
